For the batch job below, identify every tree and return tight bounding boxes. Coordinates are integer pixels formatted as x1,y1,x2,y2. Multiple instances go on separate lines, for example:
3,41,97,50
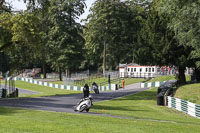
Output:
159,0,200,81
0,0,11,13
0,11,42,72
137,0,194,84
47,0,85,80
84,0,143,73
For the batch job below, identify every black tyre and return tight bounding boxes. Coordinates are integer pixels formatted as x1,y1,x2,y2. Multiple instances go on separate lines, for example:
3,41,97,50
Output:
86,108,89,112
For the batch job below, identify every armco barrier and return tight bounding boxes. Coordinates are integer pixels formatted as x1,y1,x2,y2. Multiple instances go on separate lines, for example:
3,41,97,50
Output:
141,81,166,88
167,96,200,119
7,77,114,92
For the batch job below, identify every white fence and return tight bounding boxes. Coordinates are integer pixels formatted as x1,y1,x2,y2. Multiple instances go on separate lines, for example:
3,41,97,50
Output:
167,96,200,119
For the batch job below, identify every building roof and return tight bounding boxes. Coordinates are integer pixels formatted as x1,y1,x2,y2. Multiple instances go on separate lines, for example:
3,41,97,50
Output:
119,63,127,68
127,63,140,66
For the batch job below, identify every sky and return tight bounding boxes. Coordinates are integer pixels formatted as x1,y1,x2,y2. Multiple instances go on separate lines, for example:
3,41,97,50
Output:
5,0,95,23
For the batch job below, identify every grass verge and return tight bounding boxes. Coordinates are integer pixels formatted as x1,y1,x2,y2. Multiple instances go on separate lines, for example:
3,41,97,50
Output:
51,77,145,87
146,75,191,82
90,87,200,124
1,80,80,97
0,87,199,133
174,83,200,104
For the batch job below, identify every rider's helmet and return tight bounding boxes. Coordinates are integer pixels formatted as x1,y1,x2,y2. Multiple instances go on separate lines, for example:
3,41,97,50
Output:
88,95,93,99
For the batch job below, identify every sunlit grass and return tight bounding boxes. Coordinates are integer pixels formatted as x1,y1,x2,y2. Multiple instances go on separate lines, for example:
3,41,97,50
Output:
1,80,80,97
174,83,200,104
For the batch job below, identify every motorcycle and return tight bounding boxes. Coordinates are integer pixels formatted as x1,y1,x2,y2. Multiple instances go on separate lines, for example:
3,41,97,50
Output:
74,95,93,112
92,84,99,94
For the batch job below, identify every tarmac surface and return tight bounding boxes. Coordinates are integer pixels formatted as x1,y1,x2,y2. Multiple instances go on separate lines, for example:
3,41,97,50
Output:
0,85,40,94
0,83,149,113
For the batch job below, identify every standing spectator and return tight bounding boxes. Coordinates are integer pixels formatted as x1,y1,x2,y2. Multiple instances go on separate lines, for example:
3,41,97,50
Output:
83,84,90,98
168,67,171,75
123,79,125,89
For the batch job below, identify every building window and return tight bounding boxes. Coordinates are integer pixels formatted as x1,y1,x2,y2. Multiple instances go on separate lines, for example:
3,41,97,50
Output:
146,68,148,72
131,68,133,72
140,68,142,72
128,68,130,72
134,68,136,72
149,68,151,72
152,68,154,72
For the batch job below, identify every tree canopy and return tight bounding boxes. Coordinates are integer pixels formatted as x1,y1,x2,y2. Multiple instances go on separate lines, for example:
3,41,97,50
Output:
1,0,200,84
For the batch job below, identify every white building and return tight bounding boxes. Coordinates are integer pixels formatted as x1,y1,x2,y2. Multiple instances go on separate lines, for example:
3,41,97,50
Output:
119,63,193,78
119,63,158,78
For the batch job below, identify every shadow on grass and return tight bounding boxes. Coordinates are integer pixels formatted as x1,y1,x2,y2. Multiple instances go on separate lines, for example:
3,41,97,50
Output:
92,105,146,112
19,92,82,98
0,106,24,116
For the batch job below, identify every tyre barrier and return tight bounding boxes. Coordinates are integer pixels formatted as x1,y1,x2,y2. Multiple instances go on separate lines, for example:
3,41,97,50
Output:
156,80,176,106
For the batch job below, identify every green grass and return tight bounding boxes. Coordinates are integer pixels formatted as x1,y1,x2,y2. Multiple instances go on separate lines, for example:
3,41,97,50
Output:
147,76,176,82
174,83,200,104
147,75,191,82
51,77,108,86
0,106,199,133
51,77,145,87
91,87,200,123
0,87,200,133
1,80,80,97
122,78,145,85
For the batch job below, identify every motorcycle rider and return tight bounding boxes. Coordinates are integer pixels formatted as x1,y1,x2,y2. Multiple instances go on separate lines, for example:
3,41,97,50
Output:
92,82,98,89
83,83,90,98
74,95,93,112
92,82,99,94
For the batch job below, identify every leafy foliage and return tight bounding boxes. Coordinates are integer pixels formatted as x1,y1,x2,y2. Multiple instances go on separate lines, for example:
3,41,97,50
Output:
84,0,145,72
137,1,194,84
47,0,85,79
158,0,200,81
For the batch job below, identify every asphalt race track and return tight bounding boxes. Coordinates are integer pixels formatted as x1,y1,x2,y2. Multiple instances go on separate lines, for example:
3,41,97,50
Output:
0,83,149,113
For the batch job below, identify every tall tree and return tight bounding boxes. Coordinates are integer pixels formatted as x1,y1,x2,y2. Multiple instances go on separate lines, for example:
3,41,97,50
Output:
0,11,42,72
47,0,85,80
137,0,194,84
84,0,144,73
159,0,200,81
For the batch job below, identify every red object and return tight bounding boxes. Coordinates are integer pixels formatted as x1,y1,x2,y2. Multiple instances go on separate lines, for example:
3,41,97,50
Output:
123,80,125,88
168,67,171,71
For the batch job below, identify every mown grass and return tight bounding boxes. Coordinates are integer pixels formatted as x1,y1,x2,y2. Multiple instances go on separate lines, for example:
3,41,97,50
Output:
51,77,145,87
0,106,199,133
147,75,176,82
1,80,81,97
51,77,108,86
0,87,199,133
174,83,200,104
91,87,200,123
147,75,191,82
